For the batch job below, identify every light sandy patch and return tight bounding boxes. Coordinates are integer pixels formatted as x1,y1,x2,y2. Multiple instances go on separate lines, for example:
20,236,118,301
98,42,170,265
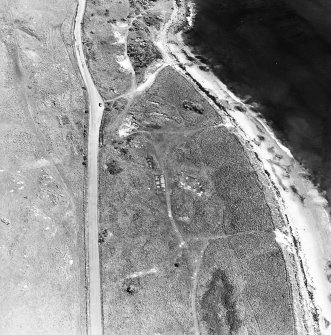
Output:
116,55,134,73
22,158,50,170
118,116,137,137
111,21,129,45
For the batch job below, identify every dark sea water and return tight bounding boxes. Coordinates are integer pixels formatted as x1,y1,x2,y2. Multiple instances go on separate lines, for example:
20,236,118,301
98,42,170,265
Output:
184,0,331,202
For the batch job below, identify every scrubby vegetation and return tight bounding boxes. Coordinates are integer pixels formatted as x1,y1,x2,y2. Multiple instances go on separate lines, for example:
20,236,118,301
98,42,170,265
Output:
127,20,162,83
99,66,294,334
82,0,132,99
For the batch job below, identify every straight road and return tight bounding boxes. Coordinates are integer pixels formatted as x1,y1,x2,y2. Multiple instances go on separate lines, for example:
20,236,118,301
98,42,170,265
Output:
73,1,104,335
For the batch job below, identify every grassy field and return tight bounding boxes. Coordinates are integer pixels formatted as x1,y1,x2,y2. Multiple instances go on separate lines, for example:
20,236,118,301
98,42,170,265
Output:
0,0,86,334
98,65,295,334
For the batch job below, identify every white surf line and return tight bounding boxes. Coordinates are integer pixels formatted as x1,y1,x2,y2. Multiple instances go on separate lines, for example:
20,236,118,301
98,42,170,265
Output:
158,1,331,334
74,1,104,335
186,0,196,29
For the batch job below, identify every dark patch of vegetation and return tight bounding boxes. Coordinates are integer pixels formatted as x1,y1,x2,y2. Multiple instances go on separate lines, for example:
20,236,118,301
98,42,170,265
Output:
182,100,204,114
143,12,161,29
122,277,140,295
130,0,156,12
127,40,161,72
111,137,133,157
120,148,128,156
112,98,128,113
127,20,162,77
145,123,162,129
61,115,70,125
200,268,241,334
98,229,109,243
106,159,123,175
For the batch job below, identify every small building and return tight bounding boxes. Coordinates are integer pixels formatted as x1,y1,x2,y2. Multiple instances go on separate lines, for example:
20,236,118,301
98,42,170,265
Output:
154,174,165,192
146,155,155,169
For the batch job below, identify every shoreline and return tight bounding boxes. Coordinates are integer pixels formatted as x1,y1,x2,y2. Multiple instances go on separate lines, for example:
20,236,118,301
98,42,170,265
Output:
159,1,331,333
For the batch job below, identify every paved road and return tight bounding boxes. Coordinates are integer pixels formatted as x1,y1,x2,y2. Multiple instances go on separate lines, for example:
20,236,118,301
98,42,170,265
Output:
73,1,104,335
